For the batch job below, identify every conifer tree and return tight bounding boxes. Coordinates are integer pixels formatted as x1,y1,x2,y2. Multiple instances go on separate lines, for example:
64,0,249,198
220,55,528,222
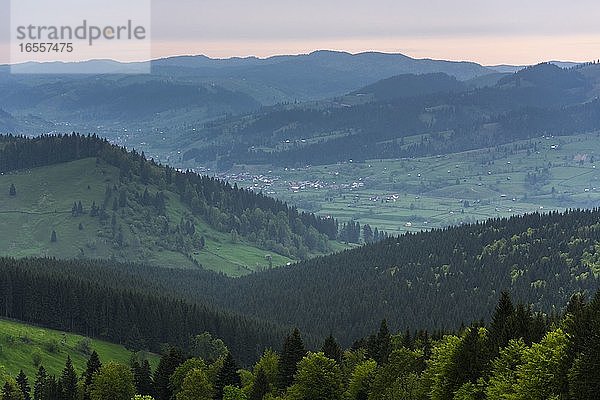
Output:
60,356,78,400
83,351,102,400
50,230,57,243
9,183,16,196
453,326,489,390
16,370,31,400
47,376,62,400
153,347,184,400
567,293,600,398
489,292,516,354
2,379,24,400
249,368,269,400
136,359,154,396
375,320,391,365
132,358,153,397
321,334,343,363
33,366,47,400
215,352,241,400
278,328,306,390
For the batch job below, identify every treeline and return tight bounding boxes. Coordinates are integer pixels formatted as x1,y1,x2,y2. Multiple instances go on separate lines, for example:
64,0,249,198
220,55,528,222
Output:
4,291,600,400
0,133,337,258
0,258,288,365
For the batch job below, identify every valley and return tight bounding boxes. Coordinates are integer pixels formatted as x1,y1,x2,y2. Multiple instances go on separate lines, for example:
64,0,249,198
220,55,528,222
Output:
0,135,341,276
217,132,600,233
0,45,599,400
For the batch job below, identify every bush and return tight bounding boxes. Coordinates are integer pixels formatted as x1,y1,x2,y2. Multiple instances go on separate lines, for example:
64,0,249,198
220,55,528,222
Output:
4,334,16,345
19,331,33,344
44,339,60,354
76,337,93,355
32,350,42,367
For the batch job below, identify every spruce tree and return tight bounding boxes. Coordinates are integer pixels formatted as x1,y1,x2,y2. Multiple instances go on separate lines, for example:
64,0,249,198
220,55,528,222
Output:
321,334,343,363
153,347,184,400
249,368,269,400
133,359,154,396
2,380,24,400
489,292,516,354
33,366,47,400
567,293,600,398
9,183,16,196
215,352,241,400
83,351,101,400
278,328,306,390
50,230,57,243
375,319,391,365
60,356,78,400
47,376,62,400
454,326,488,386
16,370,30,400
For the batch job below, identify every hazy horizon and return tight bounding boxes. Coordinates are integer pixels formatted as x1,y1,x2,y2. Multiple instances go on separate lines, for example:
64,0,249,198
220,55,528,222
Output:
1,0,599,66
0,47,593,68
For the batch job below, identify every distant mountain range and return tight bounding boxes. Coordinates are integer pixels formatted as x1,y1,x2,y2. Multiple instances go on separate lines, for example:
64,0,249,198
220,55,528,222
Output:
0,51,504,140
0,51,589,165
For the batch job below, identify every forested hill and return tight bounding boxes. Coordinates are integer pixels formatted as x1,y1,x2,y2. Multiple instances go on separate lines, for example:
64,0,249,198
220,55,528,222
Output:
0,257,289,365
212,209,600,341
0,134,337,261
352,72,467,101
182,62,600,166
13,208,600,347
219,208,600,341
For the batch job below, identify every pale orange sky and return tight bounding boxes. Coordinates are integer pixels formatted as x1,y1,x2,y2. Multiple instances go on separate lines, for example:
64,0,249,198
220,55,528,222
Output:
2,0,599,66
150,34,600,66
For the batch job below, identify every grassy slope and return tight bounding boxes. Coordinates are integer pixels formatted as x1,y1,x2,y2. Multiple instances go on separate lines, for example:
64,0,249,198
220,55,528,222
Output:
0,158,291,276
0,319,159,378
221,132,600,234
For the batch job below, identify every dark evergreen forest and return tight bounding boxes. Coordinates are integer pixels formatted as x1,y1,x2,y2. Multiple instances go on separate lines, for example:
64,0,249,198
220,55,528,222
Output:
2,209,599,357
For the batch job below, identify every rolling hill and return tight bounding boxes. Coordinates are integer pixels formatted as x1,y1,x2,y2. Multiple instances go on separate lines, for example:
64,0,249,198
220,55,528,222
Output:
0,158,292,275
0,134,341,275
178,63,600,167
351,72,467,101
5,208,599,348
0,51,497,157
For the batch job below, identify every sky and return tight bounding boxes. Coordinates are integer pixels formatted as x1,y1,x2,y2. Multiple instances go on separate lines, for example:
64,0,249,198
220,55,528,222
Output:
1,0,599,65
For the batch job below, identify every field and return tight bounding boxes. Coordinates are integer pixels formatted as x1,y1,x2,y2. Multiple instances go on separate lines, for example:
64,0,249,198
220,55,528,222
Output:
0,319,159,378
0,158,292,276
218,132,600,234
